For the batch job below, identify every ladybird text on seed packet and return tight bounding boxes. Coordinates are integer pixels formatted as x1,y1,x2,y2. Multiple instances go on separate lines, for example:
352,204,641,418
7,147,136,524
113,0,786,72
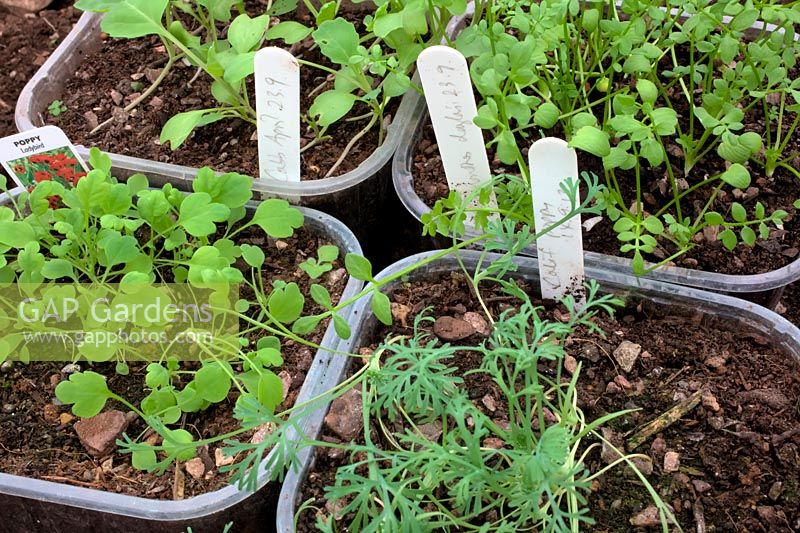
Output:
0,126,89,190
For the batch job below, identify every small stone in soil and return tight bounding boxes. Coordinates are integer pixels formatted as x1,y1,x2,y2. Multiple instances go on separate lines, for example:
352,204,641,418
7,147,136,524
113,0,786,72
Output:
0,361,12,373
738,388,791,410
74,410,129,456
613,340,641,373
664,451,680,472
564,355,578,374
185,458,206,480
326,268,346,286
42,403,60,422
702,390,720,412
483,437,504,449
605,381,623,395
692,479,712,493
600,428,624,464
481,394,497,412
61,363,81,374
391,303,411,327
614,374,632,390
463,311,491,336
59,412,75,425
275,240,289,251
768,481,783,501
630,456,653,476
324,387,363,442
417,420,443,441
580,344,600,362
278,370,292,402
433,316,475,341
704,356,726,371
214,448,235,467
250,423,274,444
630,505,666,527
651,436,666,455
708,416,725,430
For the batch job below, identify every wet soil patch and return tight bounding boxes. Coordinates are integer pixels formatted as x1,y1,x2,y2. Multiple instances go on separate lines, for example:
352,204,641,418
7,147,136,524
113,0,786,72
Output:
296,272,800,531
0,226,349,500
0,1,78,137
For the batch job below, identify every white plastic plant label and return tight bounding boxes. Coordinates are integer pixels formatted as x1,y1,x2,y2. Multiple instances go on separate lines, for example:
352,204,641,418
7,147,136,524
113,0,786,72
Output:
255,47,300,182
0,126,88,189
417,46,497,222
529,137,585,303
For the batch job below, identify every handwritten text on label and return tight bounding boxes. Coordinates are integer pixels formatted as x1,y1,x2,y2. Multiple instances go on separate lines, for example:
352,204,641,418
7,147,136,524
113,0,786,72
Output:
255,47,300,182
529,138,585,305
417,46,497,222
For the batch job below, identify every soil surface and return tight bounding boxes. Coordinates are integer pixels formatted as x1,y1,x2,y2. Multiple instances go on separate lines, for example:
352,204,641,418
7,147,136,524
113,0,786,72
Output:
0,1,78,139
0,226,349,499
411,118,800,277
778,282,800,326
49,11,395,180
297,272,800,531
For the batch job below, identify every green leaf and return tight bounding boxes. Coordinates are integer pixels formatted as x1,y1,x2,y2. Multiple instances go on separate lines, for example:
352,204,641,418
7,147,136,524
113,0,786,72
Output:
533,102,560,128
310,90,358,128
126,173,149,195
222,51,256,83
720,163,751,189
228,14,269,53
55,371,113,418
41,259,75,280
160,110,225,150
569,126,610,157
371,289,392,325
146,363,170,388
268,282,304,323
99,233,139,267
345,254,373,281
333,313,351,339
719,228,738,250
257,371,283,411
265,20,312,44
0,221,35,248
178,192,230,237
704,212,724,225
635,78,658,104
192,168,252,208
641,216,664,235
731,202,747,222
240,244,265,268
373,11,404,38
292,314,322,334
195,363,232,403
310,284,332,307
131,447,157,470
168,20,201,50
100,0,168,38
740,226,756,246
162,428,195,461
632,251,645,276
315,0,336,24
313,18,359,65
318,244,339,263
251,199,304,238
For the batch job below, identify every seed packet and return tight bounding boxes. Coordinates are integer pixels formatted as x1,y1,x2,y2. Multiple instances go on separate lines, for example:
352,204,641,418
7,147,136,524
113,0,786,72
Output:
0,126,89,189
